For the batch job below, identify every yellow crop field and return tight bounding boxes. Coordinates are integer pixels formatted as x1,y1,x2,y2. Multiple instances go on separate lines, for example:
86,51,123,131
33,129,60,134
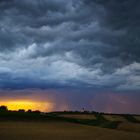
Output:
103,115,127,122
117,122,140,133
133,116,140,122
61,114,96,120
0,121,140,140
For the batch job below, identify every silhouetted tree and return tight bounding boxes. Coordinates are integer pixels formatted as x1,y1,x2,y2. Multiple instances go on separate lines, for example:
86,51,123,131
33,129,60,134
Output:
33,110,41,114
27,109,32,113
0,105,8,112
18,109,25,113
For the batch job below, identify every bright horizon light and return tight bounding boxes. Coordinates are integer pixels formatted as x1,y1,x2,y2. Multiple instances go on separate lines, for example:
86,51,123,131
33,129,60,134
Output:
0,100,54,112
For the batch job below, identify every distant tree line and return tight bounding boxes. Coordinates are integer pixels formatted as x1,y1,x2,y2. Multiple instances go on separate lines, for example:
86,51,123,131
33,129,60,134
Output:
0,105,41,114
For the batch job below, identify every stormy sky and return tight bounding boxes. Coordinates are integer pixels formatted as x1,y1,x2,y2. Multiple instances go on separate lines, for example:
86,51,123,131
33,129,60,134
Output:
0,0,140,113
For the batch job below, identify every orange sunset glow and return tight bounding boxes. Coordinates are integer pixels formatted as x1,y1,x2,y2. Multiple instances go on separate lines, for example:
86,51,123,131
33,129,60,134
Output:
0,100,54,112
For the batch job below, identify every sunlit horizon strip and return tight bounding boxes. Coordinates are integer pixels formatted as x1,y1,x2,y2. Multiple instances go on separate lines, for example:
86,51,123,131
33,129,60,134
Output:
0,100,54,112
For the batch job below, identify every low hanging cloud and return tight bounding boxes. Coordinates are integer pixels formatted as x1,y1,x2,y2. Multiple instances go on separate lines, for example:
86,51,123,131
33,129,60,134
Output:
0,0,140,92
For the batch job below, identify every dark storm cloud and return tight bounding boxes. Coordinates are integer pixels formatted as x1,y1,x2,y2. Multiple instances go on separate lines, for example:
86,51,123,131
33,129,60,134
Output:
95,0,140,61
0,0,140,91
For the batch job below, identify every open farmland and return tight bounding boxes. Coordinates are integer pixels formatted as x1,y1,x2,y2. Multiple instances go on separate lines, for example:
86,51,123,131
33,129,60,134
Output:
60,114,96,120
0,121,140,140
102,115,128,122
117,122,140,133
0,111,140,140
133,116,140,122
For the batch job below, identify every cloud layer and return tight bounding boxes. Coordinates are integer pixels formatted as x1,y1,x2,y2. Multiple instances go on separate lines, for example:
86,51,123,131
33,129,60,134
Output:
0,0,140,92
